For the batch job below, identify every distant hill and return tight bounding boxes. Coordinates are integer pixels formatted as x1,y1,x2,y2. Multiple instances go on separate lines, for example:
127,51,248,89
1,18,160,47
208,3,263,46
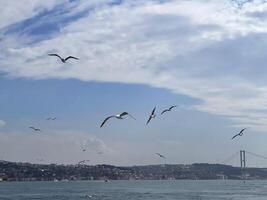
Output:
0,160,267,181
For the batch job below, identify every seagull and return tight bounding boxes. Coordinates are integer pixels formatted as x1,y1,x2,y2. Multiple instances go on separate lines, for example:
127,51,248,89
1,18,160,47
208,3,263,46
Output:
231,128,247,140
48,53,78,63
29,126,41,132
161,105,178,115
100,112,136,127
156,153,166,159
46,117,56,120
146,107,156,125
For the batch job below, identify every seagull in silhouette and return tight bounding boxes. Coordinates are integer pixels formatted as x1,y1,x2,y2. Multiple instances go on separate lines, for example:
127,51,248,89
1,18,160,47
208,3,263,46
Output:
81,147,87,152
29,127,41,132
48,53,78,63
146,107,156,125
156,153,166,159
100,112,136,127
46,117,56,120
161,105,178,115
231,128,247,140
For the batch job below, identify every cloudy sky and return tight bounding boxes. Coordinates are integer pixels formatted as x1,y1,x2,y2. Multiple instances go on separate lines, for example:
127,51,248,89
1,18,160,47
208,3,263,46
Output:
1,0,267,167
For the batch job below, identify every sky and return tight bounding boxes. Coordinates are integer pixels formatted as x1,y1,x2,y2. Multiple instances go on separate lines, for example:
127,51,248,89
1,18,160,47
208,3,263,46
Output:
1,0,267,167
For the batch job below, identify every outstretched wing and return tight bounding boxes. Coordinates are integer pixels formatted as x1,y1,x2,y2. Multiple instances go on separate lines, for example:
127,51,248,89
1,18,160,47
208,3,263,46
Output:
120,112,128,117
120,112,136,120
48,53,62,60
156,153,166,159
151,107,156,115
239,128,246,135
161,109,168,115
231,133,239,140
156,153,162,157
100,116,115,127
29,127,41,132
169,105,178,110
146,116,152,125
65,56,79,61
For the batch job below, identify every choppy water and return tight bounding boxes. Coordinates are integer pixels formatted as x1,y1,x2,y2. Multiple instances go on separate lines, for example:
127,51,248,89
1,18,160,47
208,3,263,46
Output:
0,180,267,200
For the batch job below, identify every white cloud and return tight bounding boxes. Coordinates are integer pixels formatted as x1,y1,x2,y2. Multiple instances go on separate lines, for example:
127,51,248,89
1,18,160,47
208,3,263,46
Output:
2,0,267,131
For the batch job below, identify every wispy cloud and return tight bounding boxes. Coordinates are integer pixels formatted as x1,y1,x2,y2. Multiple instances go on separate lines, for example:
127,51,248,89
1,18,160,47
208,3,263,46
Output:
2,0,267,131
0,0,67,30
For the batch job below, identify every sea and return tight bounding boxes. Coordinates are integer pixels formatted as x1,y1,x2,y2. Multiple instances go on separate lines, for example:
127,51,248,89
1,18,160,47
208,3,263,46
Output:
0,180,267,200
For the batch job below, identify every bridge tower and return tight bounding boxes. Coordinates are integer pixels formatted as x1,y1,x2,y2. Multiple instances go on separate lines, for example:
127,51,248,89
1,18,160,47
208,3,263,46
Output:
240,150,246,181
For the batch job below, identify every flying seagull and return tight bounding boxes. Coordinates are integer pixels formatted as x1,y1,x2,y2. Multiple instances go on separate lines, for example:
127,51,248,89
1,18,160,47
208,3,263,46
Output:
146,107,156,125
46,117,56,120
29,126,41,132
156,153,166,159
161,105,178,115
231,128,247,140
81,147,86,152
100,112,136,127
48,53,78,63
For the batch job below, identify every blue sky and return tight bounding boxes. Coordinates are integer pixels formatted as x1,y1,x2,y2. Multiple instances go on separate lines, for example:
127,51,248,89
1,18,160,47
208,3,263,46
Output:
1,0,267,166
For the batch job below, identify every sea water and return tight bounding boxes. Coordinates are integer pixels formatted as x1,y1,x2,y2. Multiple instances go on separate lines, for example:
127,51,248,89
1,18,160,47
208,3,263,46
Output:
0,180,267,200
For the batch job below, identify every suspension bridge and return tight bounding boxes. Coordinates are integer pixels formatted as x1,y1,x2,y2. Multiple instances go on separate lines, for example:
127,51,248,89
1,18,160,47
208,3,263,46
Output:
221,150,267,180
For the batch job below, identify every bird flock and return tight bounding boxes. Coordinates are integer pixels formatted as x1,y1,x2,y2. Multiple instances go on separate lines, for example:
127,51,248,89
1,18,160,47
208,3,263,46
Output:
27,53,247,164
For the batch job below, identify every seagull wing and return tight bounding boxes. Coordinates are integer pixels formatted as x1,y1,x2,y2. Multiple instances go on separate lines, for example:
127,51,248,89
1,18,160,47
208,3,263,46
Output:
161,109,168,115
155,153,160,157
29,127,35,130
65,56,79,61
48,53,63,60
169,105,178,110
46,117,51,120
119,112,136,120
156,153,166,159
146,116,152,125
100,116,115,127
239,128,246,135
119,112,128,118
151,107,156,115
231,133,239,140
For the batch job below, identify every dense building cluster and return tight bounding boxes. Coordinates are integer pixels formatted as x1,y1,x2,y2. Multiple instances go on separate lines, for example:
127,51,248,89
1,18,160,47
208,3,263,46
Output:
1,161,267,182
